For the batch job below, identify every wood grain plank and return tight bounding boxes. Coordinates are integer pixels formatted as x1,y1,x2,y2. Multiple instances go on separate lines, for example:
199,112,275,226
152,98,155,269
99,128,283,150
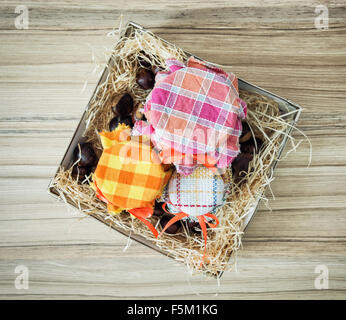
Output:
0,1,345,30
1,29,346,67
1,291,345,300
1,187,346,240
0,252,345,298
0,0,345,300
1,29,345,119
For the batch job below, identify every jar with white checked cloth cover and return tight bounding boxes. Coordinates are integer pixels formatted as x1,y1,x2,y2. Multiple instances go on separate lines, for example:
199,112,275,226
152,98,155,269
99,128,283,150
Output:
158,165,227,263
164,166,226,218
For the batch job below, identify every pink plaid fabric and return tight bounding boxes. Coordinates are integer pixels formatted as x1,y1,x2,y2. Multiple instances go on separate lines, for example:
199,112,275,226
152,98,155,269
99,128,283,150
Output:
133,56,247,175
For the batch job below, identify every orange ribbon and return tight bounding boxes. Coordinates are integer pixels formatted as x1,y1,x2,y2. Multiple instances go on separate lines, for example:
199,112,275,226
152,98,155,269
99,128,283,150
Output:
196,213,219,266
159,150,218,173
128,207,158,238
160,202,219,266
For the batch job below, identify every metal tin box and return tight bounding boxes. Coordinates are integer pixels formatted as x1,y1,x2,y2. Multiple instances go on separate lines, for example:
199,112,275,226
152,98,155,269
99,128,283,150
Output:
48,22,301,265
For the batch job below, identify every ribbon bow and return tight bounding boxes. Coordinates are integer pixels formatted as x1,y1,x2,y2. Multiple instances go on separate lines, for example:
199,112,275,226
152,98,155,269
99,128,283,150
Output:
160,203,219,266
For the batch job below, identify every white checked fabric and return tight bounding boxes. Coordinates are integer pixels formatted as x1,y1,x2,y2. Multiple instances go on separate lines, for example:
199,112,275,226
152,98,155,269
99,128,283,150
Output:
165,166,225,217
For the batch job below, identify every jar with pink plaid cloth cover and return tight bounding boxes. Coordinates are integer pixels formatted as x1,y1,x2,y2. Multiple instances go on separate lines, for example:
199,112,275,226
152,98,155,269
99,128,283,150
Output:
133,56,247,175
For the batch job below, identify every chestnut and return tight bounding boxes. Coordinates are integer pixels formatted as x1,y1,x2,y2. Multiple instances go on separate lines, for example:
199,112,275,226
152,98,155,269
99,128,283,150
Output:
109,116,133,131
153,201,165,217
160,213,181,234
239,122,252,143
241,137,263,154
72,165,90,182
136,68,155,90
186,220,202,234
152,66,161,74
112,93,133,116
74,143,98,167
232,152,253,183
232,152,253,174
120,116,134,128
138,52,152,69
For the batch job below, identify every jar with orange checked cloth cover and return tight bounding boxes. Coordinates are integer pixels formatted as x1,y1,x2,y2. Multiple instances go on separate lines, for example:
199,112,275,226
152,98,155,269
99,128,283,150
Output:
91,124,172,237
133,56,247,175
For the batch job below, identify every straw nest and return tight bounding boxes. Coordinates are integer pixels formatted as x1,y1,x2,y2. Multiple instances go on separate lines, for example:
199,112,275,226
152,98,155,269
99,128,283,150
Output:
50,27,301,277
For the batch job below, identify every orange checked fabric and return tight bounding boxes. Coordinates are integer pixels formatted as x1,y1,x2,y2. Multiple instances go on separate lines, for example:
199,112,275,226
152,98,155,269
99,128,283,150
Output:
91,124,172,221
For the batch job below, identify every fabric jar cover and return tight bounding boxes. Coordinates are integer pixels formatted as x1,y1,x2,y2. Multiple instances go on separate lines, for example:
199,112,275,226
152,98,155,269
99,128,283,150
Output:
159,165,225,264
166,166,225,218
133,56,247,175
91,124,172,237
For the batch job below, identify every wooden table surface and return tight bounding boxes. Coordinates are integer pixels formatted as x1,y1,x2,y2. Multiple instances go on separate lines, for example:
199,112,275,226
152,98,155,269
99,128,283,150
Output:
0,0,345,300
